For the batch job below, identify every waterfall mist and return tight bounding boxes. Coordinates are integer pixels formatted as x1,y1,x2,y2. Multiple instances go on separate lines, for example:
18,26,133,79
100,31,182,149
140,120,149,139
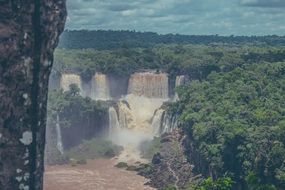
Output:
108,94,167,162
56,114,64,155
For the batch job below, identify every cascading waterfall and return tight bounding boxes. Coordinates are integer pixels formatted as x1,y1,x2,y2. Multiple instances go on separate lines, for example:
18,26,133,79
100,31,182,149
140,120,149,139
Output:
108,107,120,131
60,73,83,95
174,75,189,101
109,95,162,162
117,94,166,131
128,71,169,99
56,114,64,155
57,71,180,162
151,109,178,136
117,101,132,129
107,71,171,162
151,109,165,136
90,73,110,101
160,111,178,134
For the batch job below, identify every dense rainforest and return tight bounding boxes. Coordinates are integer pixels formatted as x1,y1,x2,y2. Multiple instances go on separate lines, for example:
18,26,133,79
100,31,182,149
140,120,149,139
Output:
58,30,285,50
53,43,285,80
173,62,285,190
49,30,285,190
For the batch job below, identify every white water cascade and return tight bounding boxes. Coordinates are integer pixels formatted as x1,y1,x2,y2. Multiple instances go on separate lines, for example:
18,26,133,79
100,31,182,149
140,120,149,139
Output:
128,71,169,99
109,95,161,162
151,109,178,136
151,109,165,136
117,101,132,129
117,94,166,131
60,73,83,95
90,73,111,101
174,75,189,101
108,107,120,131
56,114,64,155
160,112,178,134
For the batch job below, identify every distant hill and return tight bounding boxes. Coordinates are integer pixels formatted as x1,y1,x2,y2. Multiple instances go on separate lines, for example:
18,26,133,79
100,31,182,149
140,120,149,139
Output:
58,30,285,50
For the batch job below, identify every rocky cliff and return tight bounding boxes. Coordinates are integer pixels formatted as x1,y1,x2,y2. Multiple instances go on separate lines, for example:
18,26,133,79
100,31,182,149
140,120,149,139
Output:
140,130,201,189
0,1,66,189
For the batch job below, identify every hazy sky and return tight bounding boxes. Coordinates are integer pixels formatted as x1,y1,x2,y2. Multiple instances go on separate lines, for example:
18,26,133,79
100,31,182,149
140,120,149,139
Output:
66,0,285,36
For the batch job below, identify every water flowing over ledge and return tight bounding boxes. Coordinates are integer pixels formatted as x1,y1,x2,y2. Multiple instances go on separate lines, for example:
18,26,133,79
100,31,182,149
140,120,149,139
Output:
55,71,187,163
128,71,169,99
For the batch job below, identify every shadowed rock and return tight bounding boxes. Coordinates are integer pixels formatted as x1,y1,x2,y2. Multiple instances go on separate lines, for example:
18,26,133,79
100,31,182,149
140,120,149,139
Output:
0,1,66,189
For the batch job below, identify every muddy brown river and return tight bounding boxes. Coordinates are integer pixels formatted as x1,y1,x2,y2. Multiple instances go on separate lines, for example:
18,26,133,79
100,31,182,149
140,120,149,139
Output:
44,158,155,190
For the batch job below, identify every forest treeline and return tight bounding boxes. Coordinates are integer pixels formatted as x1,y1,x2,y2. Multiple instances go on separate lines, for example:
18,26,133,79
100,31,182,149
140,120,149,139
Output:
53,43,285,81
58,30,285,50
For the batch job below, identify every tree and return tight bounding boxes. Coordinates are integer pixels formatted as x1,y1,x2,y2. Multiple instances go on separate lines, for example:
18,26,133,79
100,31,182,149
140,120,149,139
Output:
67,84,81,96
196,177,233,190
175,62,285,189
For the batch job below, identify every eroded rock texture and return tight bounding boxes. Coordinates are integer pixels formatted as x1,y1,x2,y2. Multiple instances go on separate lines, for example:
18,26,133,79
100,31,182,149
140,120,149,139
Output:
140,130,201,190
0,1,66,189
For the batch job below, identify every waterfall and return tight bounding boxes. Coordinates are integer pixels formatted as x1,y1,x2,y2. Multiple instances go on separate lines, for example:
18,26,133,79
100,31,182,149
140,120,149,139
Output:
117,101,131,129
108,94,165,161
56,114,64,155
90,73,111,101
108,107,120,131
128,71,169,99
151,109,178,136
151,109,164,136
160,111,178,134
60,73,84,95
174,75,189,101
117,94,165,131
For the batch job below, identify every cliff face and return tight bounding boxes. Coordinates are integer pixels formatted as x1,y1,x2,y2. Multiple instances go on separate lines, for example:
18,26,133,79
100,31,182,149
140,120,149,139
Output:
0,1,66,189
140,130,200,190
60,107,109,149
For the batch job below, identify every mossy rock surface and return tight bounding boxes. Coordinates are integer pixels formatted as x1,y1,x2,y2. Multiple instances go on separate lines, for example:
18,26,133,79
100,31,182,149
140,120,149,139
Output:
115,162,128,168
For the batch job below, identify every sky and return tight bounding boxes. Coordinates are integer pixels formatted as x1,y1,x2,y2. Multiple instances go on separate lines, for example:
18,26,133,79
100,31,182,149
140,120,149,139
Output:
66,0,285,36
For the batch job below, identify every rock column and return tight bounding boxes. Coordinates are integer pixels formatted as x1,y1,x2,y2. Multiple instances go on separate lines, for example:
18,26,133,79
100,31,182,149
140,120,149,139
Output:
0,1,66,189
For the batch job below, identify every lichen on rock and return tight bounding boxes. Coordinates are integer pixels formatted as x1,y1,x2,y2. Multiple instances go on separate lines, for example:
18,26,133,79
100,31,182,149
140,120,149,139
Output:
0,0,67,189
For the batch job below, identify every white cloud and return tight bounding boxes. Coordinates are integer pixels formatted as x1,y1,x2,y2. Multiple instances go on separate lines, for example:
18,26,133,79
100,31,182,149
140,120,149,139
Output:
65,0,285,35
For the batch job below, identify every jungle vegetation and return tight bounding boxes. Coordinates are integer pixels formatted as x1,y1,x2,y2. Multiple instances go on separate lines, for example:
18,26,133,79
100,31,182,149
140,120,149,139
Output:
51,30,285,189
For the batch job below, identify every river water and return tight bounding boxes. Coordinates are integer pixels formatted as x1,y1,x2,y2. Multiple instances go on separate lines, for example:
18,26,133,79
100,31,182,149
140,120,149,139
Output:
44,158,155,190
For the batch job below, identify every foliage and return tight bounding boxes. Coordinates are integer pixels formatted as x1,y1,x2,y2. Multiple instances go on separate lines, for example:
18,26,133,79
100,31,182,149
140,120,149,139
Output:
46,85,110,164
163,185,177,190
58,30,285,50
66,138,122,161
115,162,128,168
195,177,233,190
173,61,285,189
67,83,80,96
140,137,162,160
53,43,285,78
47,85,107,132
245,172,277,190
